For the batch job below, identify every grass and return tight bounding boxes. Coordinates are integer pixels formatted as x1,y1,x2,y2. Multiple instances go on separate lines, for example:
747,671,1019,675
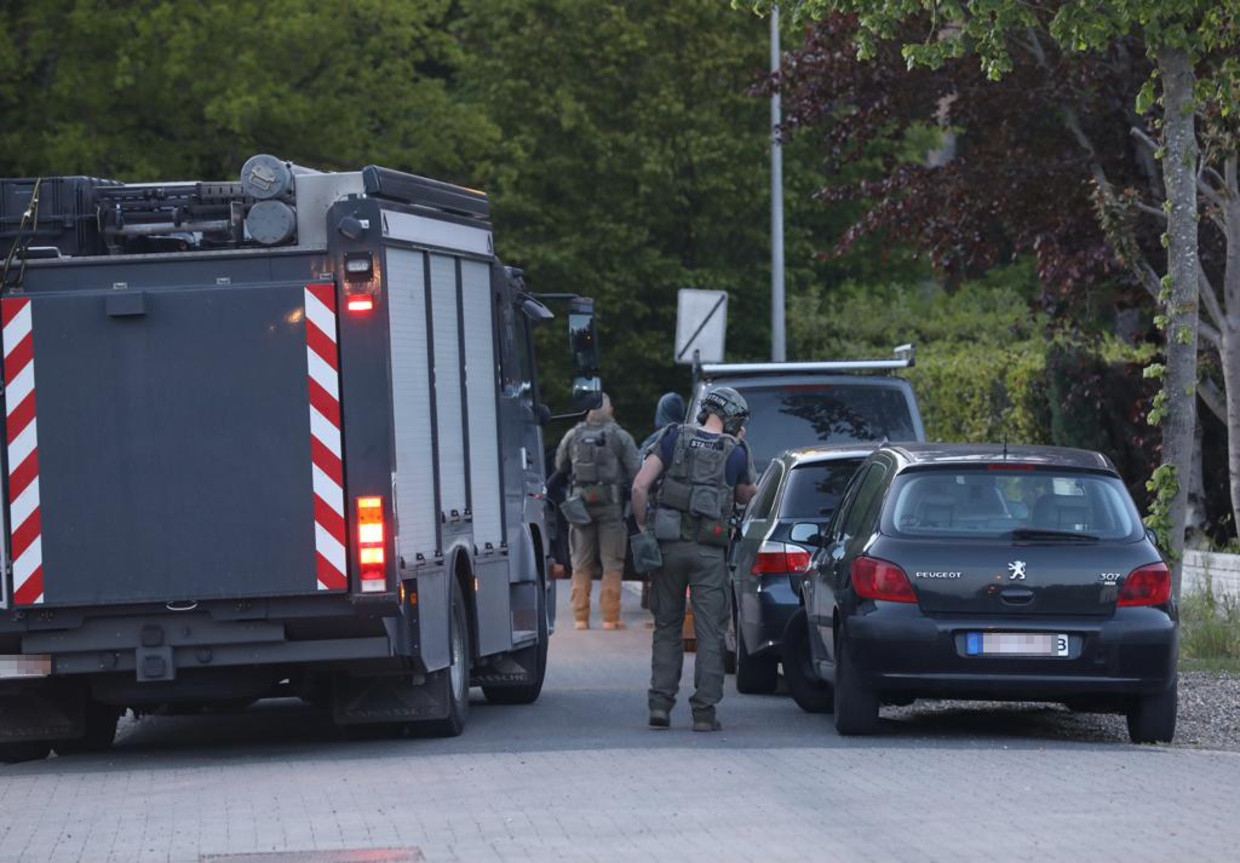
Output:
1179,582,1240,669
1179,657,1240,674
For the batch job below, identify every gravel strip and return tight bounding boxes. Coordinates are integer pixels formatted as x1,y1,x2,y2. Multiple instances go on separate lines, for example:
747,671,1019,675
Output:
879,671,1240,750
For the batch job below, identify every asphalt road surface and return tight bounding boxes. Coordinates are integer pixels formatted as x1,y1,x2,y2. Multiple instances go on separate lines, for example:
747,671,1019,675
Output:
1,584,1237,863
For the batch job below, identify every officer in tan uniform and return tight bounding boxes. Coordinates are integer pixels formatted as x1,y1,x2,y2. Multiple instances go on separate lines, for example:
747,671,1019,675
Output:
555,394,641,630
631,387,756,731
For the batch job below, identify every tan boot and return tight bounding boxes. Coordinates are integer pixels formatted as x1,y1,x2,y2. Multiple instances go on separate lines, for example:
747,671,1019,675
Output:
600,570,623,630
574,619,589,630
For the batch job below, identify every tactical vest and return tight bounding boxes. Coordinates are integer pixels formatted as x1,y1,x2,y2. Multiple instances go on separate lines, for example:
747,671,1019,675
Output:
569,422,622,504
652,425,738,546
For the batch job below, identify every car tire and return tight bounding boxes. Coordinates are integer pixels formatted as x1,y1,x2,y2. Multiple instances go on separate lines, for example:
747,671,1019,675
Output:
833,634,879,735
1126,676,1177,744
483,573,549,706
416,578,471,738
735,623,779,695
782,609,833,714
0,740,51,763
53,702,122,756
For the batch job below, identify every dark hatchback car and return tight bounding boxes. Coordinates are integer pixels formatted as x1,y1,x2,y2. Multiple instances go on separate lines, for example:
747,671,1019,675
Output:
783,443,1178,742
728,445,875,693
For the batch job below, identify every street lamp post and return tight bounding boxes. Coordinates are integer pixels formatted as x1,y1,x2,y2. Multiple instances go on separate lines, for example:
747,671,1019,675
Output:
770,4,786,362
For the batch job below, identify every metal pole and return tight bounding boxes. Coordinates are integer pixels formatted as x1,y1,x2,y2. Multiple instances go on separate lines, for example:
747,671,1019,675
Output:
770,4,786,362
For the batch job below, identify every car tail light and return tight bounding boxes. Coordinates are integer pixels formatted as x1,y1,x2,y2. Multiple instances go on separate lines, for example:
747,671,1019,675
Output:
750,541,811,576
851,555,916,603
1118,561,1171,606
356,496,387,593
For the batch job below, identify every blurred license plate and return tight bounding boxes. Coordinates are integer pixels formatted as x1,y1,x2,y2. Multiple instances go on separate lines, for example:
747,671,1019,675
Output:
966,632,1069,657
0,655,51,678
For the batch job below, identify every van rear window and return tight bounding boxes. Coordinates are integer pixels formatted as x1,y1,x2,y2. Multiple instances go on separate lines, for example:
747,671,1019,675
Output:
737,385,916,467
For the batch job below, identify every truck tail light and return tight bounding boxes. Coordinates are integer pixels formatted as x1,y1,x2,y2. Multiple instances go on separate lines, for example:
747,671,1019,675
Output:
852,555,916,603
357,496,387,593
346,296,374,312
751,541,811,576
1118,561,1171,606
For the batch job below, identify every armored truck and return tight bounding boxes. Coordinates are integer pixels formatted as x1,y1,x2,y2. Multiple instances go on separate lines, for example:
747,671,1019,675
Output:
0,155,599,761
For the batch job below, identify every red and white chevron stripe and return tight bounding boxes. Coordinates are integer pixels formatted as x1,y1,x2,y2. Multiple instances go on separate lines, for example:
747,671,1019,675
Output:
304,283,347,591
3,297,42,605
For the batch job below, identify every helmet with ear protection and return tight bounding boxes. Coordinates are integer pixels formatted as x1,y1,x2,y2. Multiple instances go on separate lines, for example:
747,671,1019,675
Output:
696,386,749,436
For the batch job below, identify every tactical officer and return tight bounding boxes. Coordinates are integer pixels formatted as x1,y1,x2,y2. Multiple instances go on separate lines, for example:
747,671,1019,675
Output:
554,393,641,630
640,392,686,455
631,386,757,731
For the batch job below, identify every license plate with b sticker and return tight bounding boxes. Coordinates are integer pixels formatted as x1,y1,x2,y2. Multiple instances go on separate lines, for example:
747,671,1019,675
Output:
966,632,1069,657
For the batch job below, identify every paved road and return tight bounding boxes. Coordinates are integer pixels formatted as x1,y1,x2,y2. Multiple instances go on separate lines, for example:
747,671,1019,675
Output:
1,584,1237,863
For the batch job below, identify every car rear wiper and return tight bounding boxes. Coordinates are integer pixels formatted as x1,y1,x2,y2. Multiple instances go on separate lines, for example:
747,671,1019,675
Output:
1006,528,1100,542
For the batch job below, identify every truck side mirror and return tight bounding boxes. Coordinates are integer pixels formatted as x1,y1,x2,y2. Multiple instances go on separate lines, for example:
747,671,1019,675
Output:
568,298,599,378
568,297,602,410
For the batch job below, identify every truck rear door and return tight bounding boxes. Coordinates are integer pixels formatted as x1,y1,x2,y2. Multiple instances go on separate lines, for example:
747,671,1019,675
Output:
1,276,347,607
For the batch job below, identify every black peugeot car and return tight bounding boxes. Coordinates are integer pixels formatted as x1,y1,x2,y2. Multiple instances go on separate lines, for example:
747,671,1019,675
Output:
783,443,1178,742
728,445,875,693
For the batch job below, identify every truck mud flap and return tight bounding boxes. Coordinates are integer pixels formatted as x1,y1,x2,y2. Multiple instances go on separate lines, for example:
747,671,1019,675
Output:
0,679,84,742
331,670,449,725
471,651,537,689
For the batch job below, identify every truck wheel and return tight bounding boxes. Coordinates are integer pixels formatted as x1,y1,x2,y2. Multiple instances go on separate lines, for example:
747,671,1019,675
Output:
0,741,51,763
482,573,549,705
417,578,471,738
833,635,879,735
1127,677,1177,744
783,609,833,714
53,703,122,756
735,625,778,695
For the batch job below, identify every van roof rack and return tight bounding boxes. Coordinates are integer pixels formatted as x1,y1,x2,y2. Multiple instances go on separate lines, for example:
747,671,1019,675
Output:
698,344,914,378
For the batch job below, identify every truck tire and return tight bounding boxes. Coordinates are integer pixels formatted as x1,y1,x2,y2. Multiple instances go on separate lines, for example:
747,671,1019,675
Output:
1127,676,1177,744
0,741,51,763
53,703,122,756
735,624,778,695
482,573,549,705
416,578,471,738
782,609,833,714
833,635,879,735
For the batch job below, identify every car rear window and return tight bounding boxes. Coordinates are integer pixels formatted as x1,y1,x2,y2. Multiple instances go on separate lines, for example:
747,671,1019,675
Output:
778,459,864,519
735,384,917,467
882,469,1143,541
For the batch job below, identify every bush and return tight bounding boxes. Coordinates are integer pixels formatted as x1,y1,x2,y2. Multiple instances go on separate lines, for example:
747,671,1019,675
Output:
909,345,1049,444
788,265,1051,445
787,265,1155,502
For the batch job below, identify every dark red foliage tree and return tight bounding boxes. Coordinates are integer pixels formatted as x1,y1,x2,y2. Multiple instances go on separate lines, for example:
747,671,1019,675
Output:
774,13,1161,314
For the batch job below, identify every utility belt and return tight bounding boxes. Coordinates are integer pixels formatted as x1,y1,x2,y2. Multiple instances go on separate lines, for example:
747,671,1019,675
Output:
574,483,621,506
650,506,729,547
560,483,621,525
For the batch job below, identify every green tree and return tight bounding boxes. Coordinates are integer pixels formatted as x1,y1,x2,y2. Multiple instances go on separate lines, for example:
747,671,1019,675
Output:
748,0,1238,582
459,0,860,436
0,0,496,182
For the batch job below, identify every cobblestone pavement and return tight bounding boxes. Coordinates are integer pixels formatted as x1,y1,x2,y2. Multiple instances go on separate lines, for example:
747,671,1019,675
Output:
1,585,1237,863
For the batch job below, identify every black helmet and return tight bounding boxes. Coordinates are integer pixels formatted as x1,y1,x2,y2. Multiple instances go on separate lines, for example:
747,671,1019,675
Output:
697,386,749,435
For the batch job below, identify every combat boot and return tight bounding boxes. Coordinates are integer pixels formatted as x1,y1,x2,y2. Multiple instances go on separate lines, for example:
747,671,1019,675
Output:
692,715,722,732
